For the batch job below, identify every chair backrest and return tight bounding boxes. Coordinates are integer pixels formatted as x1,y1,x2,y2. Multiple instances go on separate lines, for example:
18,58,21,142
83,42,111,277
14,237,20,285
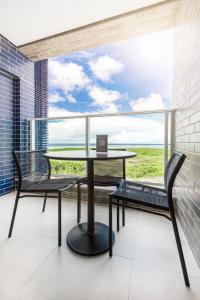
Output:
94,158,125,178
13,150,50,190
164,151,186,192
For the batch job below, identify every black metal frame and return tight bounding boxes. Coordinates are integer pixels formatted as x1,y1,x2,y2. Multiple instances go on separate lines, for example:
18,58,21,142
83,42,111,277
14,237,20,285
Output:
8,150,78,246
77,158,126,224
109,151,190,287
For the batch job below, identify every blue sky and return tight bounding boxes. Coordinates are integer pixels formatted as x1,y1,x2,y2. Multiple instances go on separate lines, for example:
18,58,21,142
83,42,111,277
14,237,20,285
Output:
48,29,173,144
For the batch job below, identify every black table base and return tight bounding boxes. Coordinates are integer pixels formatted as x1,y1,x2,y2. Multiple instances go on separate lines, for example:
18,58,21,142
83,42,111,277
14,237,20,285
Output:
67,222,115,256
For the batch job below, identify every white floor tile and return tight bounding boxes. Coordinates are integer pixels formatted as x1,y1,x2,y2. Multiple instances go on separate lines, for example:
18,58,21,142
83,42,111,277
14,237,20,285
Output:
13,249,131,300
133,219,186,272
0,231,56,299
129,261,200,300
0,192,198,300
129,261,177,300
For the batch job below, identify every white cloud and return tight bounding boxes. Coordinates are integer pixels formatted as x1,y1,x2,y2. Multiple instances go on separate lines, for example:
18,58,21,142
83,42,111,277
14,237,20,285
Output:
130,93,165,111
48,93,65,104
48,105,81,118
90,116,163,144
49,60,90,95
47,112,164,145
88,55,124,81
67,95,77,103
88,85,122,112
49,92,77,104
56,50,95,62
48,106,87,144
98,103,119,113
110,29,174,99
48,119,86,144
69,50,95,60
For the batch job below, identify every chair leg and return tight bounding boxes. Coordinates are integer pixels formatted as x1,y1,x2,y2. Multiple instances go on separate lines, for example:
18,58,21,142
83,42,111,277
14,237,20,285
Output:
117,200,120,232
77,182,81,224
8,190,20,238
170,209,190,287
109,195,113,257
42,193,47,212
58,191,62,247
122,200,125,226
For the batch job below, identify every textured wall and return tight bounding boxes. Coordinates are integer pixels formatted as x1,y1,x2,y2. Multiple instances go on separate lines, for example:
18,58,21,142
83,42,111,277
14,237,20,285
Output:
35,59,48,149
174,0,200,266
0,35,34,195
35,60,48,118
0,70,16,193
0,36,48,195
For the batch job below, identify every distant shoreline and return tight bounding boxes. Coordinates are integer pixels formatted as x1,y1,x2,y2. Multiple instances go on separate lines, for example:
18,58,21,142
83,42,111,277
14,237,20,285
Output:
49,144,164,149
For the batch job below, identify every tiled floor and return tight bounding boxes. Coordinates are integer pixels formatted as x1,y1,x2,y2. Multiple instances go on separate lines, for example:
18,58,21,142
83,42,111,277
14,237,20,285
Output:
0,192,199,300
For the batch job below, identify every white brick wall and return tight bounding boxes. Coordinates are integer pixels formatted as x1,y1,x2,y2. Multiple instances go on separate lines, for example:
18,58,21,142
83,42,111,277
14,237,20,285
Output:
174,0,200,266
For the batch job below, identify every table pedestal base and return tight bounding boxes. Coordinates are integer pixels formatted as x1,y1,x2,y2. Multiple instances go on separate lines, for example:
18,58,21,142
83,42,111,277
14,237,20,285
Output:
67,222,115,256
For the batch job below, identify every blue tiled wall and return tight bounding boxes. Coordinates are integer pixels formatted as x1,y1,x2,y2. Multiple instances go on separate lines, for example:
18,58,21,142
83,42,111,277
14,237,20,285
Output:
0,35,47,195
0,71,15,193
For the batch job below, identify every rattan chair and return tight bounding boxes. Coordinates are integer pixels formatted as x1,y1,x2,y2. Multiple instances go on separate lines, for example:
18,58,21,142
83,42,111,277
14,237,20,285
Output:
109,151,190,287
77,158,126,223
8,150,79,246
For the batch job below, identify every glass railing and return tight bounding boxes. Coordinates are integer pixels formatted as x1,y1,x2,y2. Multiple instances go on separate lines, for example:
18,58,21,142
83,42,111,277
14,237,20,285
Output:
29,109,175,185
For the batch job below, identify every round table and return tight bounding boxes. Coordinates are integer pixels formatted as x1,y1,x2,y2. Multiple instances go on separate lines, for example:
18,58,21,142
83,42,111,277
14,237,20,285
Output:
44,150,136,256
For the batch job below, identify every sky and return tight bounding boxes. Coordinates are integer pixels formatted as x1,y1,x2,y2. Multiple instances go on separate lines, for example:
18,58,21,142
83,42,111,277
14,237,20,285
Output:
48,29,174,145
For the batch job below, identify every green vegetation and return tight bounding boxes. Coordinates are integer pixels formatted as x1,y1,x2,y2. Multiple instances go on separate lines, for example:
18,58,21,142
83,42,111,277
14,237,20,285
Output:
50,147,86,176
49,148,164,180
126,148,164,179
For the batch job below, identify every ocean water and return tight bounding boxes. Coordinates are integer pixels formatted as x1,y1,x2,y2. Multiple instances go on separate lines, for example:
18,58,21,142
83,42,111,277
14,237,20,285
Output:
49,144,164,149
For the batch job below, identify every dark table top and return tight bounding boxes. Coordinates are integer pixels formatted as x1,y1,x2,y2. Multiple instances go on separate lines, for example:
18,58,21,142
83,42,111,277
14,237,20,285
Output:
44,150,137,161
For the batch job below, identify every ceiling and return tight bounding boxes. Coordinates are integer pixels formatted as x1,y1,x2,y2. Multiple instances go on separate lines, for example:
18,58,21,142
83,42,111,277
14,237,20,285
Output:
0,0,166,46
0,0,179,61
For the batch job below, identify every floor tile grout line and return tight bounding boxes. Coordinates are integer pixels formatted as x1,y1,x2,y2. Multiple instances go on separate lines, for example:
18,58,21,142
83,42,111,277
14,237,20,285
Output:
3,225,58,242
22,229,58,241
127,255,200,279
119,209,200,278
1,193,200,295
111,251,200,280
11,246,58,299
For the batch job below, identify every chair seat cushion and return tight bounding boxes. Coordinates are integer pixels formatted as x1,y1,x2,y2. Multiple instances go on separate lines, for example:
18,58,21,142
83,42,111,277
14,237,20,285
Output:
112,181,169,210
21,177,79,193
80,175,123,187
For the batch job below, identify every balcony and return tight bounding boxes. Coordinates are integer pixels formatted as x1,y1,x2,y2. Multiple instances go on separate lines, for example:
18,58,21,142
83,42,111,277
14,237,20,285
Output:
0,109,197,299
1,0,200,299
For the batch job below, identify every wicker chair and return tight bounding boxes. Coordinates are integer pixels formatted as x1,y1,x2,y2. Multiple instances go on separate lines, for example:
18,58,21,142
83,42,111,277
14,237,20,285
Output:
77,157,125,223
109,151,190,287
8,150,79,246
